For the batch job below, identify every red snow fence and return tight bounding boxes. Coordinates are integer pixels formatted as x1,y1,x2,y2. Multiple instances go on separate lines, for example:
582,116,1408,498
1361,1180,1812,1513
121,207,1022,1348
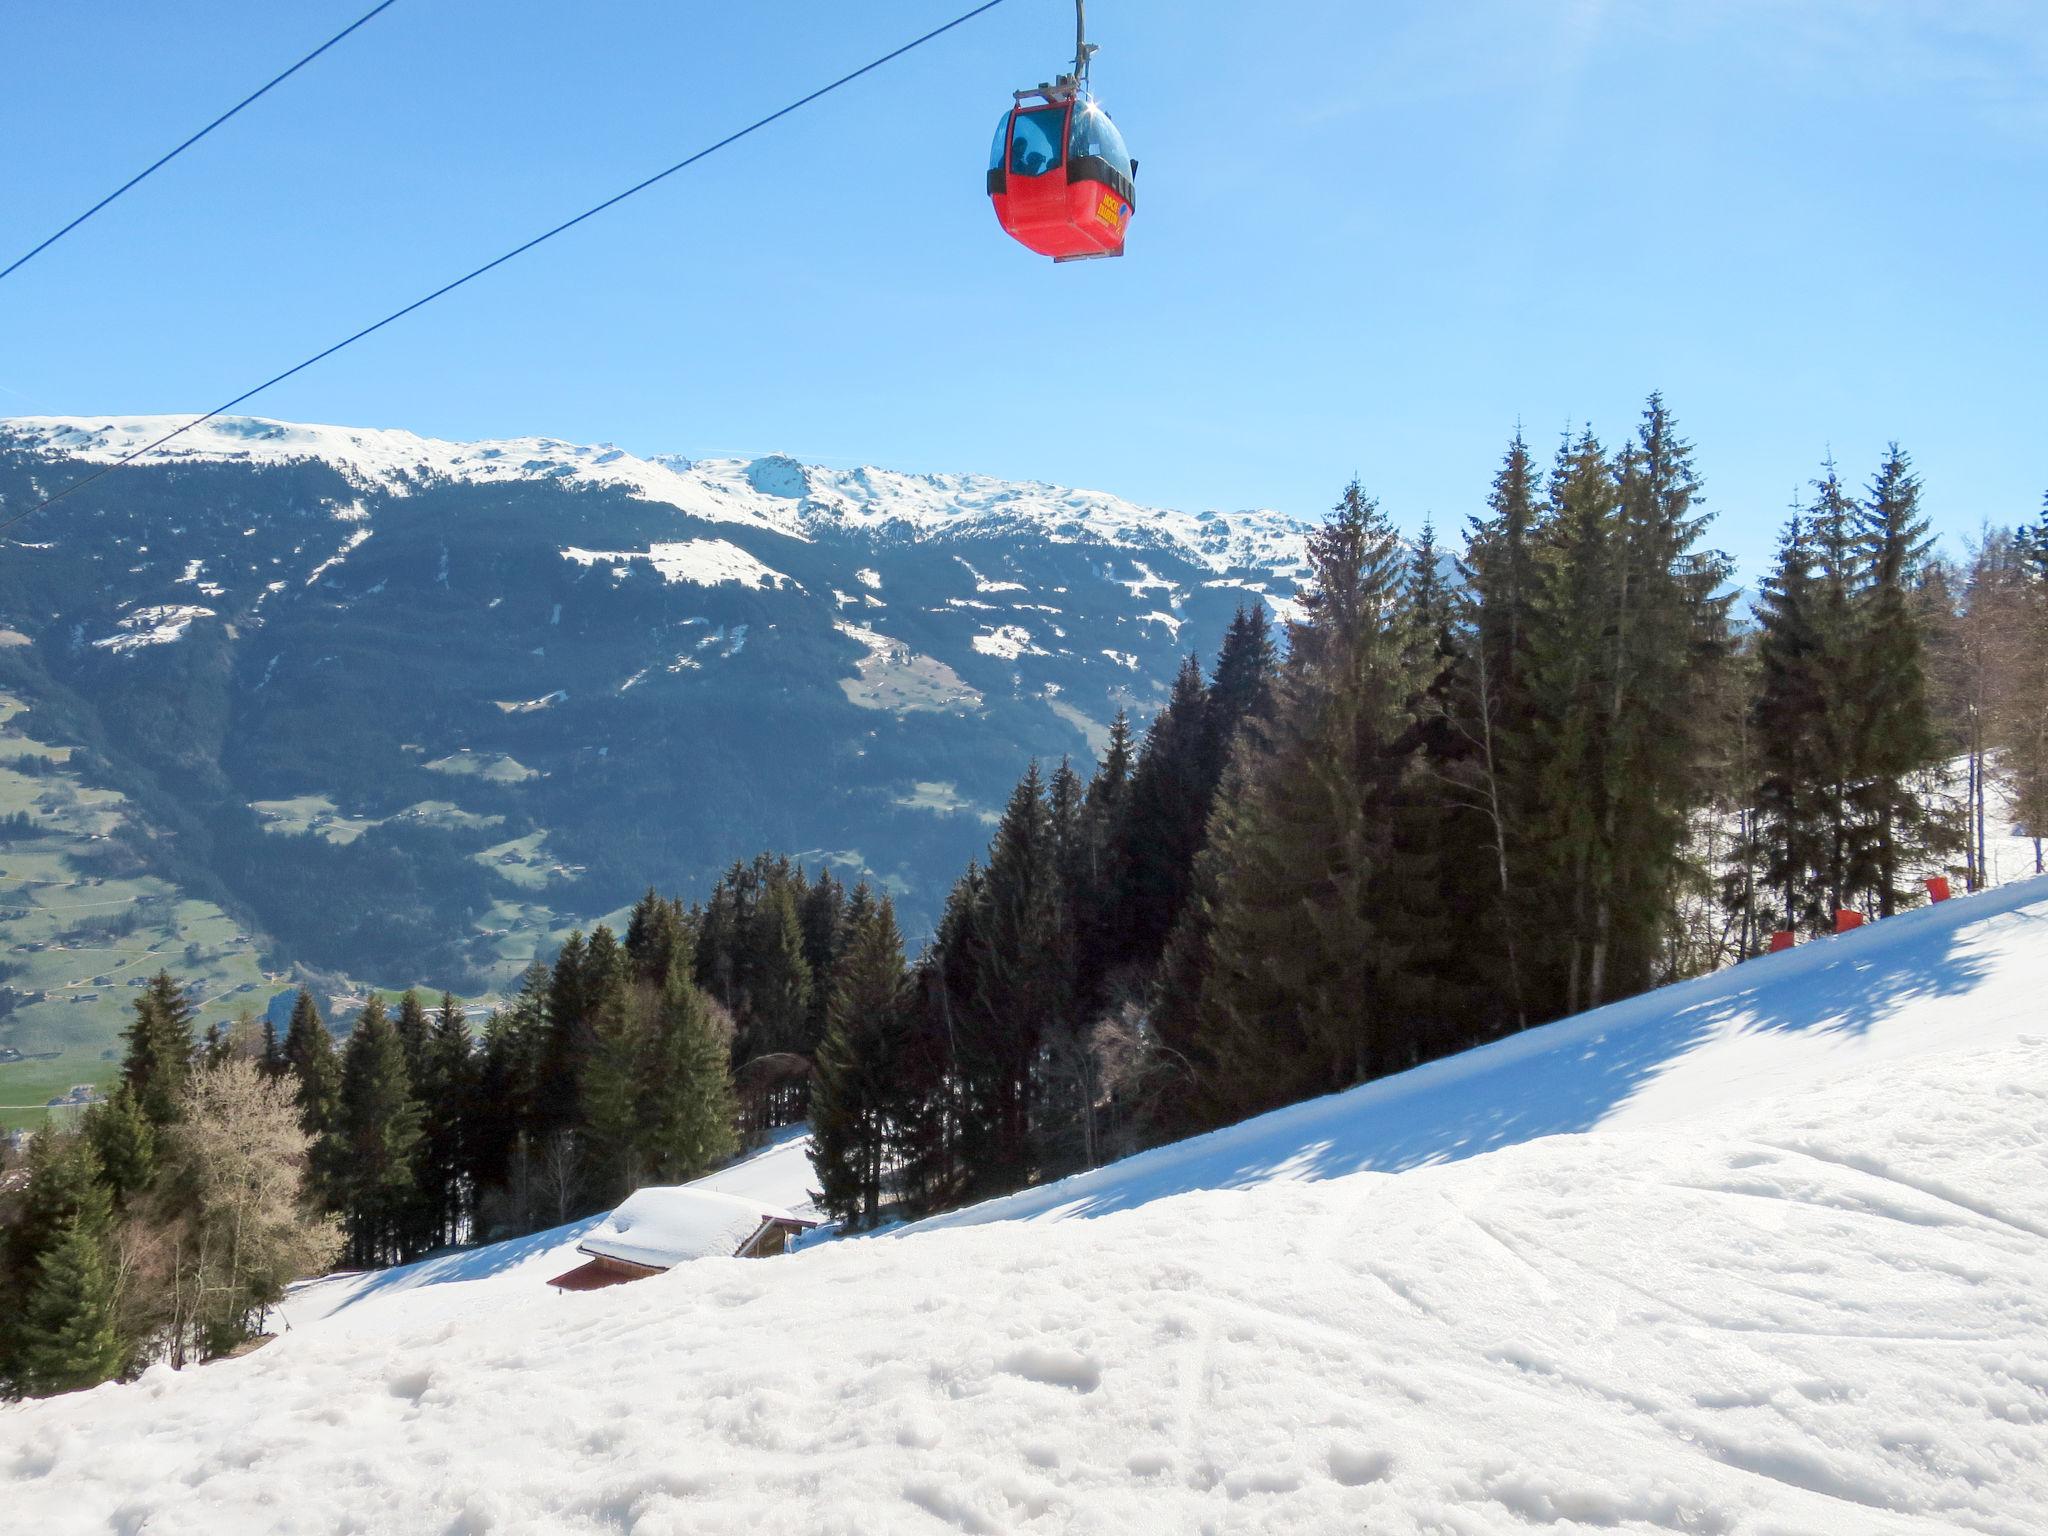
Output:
1926,875,1953,903
1768,930,1797,953
1835,908,1866,933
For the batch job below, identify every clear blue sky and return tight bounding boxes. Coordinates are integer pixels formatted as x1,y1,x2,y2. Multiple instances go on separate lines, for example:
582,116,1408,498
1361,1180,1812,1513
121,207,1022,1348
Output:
2,1,2041,579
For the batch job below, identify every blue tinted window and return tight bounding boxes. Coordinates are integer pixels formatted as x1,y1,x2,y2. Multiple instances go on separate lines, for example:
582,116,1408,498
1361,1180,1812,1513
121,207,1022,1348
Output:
990,112,1012,171
1008,108,1067,177
1067,101,1130,178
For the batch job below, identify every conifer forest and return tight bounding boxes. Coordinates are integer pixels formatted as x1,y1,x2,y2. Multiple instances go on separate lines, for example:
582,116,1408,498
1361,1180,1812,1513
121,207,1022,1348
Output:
6,397,2046,1397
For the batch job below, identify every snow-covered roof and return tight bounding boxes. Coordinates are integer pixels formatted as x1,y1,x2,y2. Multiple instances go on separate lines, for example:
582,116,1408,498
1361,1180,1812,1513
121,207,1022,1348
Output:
578,1187,812,1271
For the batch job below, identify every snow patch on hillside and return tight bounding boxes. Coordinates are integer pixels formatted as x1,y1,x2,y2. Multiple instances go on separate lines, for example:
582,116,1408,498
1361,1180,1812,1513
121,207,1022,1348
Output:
561,539,790,591
972,624,1047,660
304,528,370,586
90,605,215,653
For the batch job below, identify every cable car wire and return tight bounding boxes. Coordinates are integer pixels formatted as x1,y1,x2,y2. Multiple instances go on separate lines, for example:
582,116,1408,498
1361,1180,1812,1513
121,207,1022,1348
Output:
0,0,1011,539
0,0,404,286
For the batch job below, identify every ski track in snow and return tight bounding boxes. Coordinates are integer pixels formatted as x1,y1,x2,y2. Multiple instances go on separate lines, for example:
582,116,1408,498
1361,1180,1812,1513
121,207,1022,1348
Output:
5,892,2048,1533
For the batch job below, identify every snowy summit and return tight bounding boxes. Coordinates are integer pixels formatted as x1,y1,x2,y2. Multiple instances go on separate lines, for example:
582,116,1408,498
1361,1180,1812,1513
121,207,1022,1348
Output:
0,414,1310,577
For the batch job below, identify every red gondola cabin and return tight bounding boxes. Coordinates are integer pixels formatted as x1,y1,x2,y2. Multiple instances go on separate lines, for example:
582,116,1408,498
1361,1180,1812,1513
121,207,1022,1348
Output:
988,92,1136,261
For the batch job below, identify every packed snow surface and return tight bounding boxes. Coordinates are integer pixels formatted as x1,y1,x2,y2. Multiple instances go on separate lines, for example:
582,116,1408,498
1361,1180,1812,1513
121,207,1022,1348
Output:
0,414,1308,576
580,1188,804,1270
7,885,2048,1533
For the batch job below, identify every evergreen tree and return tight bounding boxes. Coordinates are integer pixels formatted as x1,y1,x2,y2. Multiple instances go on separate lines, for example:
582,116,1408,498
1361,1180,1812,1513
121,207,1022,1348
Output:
1522,402,1729,1012
1750,512,1833,930
1075,710,1136,991
635,955,740,1186
1805,458,1871,915
1459,431,1545,1026
17,1196,124,1396
471,962,549,1224
1116,656,1212,967
333,996,422,1267
82,1087,155,1205
1190,482,1419,1121
810,893,907,1228
798,866,848,1054
121,970,196,1128
534,930,590,1140
393,989,432,1084
0,1131,113,1391
954,766,1060,1194
416,994,476,1247
623,887,687,986
279,992,336,1113
1201,605,1279,791
746,882,813,1063
579,958,647,1208
1854,444,1947,913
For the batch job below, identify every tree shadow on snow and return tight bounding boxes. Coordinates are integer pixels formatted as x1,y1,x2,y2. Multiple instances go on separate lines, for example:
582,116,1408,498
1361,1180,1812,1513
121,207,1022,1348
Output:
920,878,2043,1233
288,1216,606,1319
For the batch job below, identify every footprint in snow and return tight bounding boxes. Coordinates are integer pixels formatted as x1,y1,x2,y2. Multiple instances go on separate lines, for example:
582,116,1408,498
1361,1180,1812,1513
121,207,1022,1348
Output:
997,1345,1103,1393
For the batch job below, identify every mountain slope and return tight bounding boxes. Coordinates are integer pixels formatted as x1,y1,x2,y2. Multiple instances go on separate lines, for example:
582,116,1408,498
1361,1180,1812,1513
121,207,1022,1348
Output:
0,416,1308,1009
6,880,2044,1535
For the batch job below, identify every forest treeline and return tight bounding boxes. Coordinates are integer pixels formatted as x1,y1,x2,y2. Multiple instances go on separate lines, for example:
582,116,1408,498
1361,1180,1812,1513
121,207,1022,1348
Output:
6,396,2045,1397
804,397,2047,1223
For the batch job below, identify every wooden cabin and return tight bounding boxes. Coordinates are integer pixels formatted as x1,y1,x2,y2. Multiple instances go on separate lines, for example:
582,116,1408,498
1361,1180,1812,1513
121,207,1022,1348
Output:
547,1186,818,1293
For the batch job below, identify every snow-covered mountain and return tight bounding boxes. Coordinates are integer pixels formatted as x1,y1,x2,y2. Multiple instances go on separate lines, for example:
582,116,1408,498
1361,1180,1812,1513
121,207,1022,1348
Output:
5,415,1311,588
7,877,2045,1532
0,416,1311,1001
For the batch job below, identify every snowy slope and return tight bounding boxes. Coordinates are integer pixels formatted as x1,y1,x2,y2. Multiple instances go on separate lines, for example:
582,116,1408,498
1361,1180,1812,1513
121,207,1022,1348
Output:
917,873,2048,1233
271,1125,817,1338
6,885,2047,1534
0,415,1309,576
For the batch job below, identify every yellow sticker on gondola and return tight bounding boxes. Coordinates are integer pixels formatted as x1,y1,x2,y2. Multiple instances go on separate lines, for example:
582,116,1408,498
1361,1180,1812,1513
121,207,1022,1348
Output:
1096,193,1126,228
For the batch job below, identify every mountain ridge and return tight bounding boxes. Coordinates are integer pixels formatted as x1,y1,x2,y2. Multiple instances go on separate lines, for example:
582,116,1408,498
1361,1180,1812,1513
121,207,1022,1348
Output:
1,414,1312,593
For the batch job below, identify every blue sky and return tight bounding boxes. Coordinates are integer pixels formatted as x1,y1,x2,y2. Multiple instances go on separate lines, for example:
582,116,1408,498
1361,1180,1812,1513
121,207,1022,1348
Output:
1,0,2041,579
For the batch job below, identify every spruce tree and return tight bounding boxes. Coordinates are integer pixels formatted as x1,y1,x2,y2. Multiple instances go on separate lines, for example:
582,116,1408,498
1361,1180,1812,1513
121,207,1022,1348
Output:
747,882,813,1063
471,962,549,1221
1806,458,1871,915
1201,605,1279,791
578,959,647,1208
416,994,475,1247
535,930,591,1140
1854,445,1947,913
82,1088,155,1204
393,989,432,1084
955,766,1059,1193
0,1131,113,1391
1076,710,1136,991
634,955,740,1187
1751,512,1832,931
259,1018,285,1079
810,893,907,1228
333,996,422,1267
1521,402,1728,1012
623,888,686,986
1459,431,1545,1026
18,1197,125,1396
1598,397,1732,994
1116,656,1212,968
121,970,196,1128
1190,482,1418,1121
